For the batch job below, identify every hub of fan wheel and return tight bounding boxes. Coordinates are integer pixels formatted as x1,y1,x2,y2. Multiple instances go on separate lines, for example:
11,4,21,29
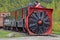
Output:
38,20,42,25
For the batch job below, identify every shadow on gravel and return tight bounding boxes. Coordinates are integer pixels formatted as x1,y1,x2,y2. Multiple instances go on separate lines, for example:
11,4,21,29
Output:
47,34,60,38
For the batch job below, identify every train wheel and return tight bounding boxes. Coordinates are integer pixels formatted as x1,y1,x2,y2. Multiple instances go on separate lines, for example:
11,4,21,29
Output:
16,27,18,32
3,26,6,30
10,27,13,31
4,26,8,30
23,28,27,33
8,26,11,30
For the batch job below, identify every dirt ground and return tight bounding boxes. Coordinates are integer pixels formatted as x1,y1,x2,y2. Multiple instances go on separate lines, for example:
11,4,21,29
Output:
0,34,60,40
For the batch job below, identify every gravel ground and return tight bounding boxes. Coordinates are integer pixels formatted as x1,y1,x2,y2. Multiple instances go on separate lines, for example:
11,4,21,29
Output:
0,34,60,40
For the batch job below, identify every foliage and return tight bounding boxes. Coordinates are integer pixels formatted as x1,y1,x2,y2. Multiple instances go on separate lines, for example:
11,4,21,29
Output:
0,0,30,12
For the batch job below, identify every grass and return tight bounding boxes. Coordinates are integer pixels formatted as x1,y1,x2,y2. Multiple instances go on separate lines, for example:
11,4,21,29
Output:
52,21,60,34
0,29,27,38
0,29,10,38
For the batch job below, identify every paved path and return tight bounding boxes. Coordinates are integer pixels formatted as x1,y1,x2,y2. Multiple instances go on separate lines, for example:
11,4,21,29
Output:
0,34,60,40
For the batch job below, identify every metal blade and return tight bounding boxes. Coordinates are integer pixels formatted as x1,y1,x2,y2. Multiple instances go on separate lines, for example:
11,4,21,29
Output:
29,23,37,27
31,12,38,20
29,17,37,23
44,21,50,25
